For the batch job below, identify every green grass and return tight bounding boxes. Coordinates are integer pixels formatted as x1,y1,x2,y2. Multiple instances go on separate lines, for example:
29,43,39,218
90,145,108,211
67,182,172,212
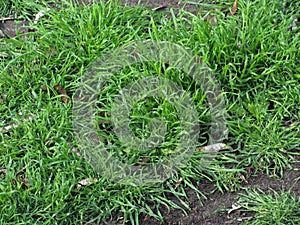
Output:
0,0,299,224
238,187,300,225
0,0,57,18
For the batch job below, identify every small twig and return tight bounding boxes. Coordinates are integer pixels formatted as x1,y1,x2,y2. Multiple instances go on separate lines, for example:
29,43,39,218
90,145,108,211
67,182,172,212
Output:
0,53,8,58
0,17,25,22
0,17,16,21
152,5,168,12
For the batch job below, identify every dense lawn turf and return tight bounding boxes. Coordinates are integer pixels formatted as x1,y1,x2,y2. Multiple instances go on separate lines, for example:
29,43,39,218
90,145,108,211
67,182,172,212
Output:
0,0,299,224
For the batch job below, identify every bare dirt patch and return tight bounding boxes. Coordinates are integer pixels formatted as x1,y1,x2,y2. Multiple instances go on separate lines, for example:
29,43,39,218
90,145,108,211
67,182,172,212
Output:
143,159,300,225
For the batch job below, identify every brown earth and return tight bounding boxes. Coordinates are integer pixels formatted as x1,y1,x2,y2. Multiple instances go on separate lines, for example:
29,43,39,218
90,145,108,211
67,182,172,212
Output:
143,159,300,225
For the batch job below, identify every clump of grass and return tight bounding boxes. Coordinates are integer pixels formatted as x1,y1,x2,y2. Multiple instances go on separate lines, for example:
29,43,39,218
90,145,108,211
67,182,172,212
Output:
1,1,206,224
238,188,300,225
0,0,58,18
94,61,210,166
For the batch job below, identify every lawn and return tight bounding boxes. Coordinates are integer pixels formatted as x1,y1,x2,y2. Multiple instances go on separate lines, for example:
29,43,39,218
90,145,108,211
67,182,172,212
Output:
0,0,299,224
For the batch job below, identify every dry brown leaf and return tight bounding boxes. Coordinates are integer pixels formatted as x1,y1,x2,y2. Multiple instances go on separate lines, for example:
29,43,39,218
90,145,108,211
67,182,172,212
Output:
19,177,30,190
76,178,98,189
13,177,30,190
205,15,217,26
0,123,19,133
67,142,81,157
228,0,238,16
143,215,150,222
287,120,298,128
152,5,168,12
0,94,8,101
0,17,16,21
34,9,50,24
41,85,49,92
174,177,183,189
228,199,243,214
199,143,229,152
54,84,69,104
0,168,7,176
197,57,203,63
133,158,150,170
292,18,298,31
0,29,5,38
237,40,242,48
240,173,248,184
0,112,35,133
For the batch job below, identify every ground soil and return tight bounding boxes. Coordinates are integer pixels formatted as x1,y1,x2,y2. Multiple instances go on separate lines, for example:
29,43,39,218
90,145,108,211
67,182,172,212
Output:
143,159,300,225
120,0,201,14
1,1,299,225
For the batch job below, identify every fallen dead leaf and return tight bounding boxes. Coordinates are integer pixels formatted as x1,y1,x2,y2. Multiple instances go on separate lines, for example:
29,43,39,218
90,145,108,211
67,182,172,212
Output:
287,120,298,128
228,0,238,16
228,199,243,214
0,94,8,101
204,15,217,26
0,17,16,21
41,85,49,92
0,168,7,176
54,84,69,104
0,29,5,38
19,177,30,190
34,9,50,24
292,18,298,31
0,123,18,133
199,143,230,152
67,142,81,157
174,177,183,189
239,173,248,184
76,178,98,189
133,158,150,170
143,215,150,222
13,177,30,190
0,112,35,133
152,5,168,12
237,40,242,48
